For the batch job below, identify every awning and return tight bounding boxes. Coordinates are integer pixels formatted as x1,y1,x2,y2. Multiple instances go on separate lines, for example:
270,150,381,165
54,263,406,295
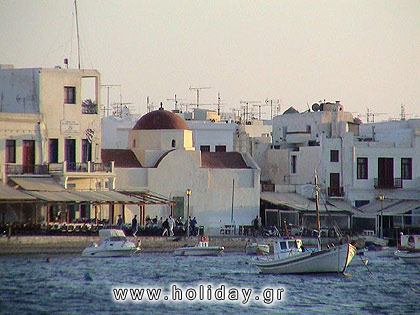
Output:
25,191,86,202
382,200,420,215
357,199,401,217
73,191,140,203
10,177,64,191
0,184,36,202
261,192,355,213
120,191,175,205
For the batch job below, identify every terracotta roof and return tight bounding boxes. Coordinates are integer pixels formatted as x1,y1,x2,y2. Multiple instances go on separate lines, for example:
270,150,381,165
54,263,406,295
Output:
101,149,142,168
200,152,249,169
133,108,189,130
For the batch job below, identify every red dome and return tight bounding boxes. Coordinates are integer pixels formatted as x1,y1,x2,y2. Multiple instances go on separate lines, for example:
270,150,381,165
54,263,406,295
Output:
133,108,189,130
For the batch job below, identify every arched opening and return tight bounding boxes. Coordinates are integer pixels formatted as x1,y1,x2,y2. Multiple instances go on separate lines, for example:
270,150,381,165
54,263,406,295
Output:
133,139,136,148
171,139,176,148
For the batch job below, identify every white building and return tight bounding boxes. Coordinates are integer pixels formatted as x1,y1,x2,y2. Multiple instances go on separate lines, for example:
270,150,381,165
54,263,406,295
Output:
260,101,420,236
0,65,121,226
102,107,261,234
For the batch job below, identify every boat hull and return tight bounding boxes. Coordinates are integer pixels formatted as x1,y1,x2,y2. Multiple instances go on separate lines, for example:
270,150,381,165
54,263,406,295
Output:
174,246,224,256
82,248,139,257
253,243,356,274
394,250,420,264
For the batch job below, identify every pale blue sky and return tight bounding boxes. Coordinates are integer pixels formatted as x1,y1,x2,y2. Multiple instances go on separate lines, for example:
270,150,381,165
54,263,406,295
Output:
1,0,419,119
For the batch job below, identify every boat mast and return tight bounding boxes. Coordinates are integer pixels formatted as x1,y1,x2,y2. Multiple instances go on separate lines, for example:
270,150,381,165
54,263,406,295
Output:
315,171,321,250
74,0,81,69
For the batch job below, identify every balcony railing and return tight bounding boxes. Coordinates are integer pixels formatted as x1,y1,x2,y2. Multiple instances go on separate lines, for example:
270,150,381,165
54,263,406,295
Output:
374,178,402,189
5,162,114,175
5,164,49,175
328,187,344,197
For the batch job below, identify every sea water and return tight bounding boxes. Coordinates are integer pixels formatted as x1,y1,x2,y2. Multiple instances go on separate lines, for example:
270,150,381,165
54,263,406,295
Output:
0,252,418,314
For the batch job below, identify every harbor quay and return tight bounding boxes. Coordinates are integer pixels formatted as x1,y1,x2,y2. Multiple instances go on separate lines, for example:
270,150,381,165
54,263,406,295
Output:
0,235,334,255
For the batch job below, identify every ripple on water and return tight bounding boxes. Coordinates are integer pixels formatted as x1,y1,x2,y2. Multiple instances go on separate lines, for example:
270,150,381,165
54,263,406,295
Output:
0,253,418,314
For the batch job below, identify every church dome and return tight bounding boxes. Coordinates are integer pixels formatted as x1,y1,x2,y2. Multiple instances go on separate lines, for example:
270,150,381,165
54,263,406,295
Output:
133,105,189,130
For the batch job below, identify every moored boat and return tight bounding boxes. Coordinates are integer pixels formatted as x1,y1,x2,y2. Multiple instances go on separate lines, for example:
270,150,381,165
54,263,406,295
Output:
394,233,420,264
174,236,224,256
82,229,140,257
252,237,356,274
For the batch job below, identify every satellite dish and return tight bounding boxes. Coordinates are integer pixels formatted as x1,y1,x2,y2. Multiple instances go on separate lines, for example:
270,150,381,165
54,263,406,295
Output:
312,103,320,112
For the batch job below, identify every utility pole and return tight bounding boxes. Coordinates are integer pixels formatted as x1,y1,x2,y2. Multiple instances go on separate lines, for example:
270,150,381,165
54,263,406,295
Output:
189,86,211,108
101,84,121,117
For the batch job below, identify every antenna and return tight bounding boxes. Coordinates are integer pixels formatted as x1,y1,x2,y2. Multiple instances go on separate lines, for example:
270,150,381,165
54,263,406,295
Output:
252,103,270,120
400,104,406,121
74,0,81,69
240,100,261,123
101,84,121,117
166,94,185,111
366,108,387,123
189,86,211,108
265,99,280,120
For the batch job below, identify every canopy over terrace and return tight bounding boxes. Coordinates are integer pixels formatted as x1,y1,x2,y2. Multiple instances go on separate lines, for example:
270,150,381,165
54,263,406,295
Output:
7,177,174,226
260,192,361,229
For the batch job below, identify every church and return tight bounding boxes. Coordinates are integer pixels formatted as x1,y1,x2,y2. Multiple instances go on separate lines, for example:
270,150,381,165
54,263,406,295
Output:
102,105,260,234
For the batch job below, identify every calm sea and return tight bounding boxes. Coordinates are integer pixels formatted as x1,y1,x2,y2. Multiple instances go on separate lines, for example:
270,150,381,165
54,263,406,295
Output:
0,251,418,314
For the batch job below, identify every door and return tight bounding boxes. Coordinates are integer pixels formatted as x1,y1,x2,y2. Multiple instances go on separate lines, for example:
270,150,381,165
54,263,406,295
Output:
378,158,394,188
329,173,340,196
173,197,184,219
65,139,76,171
22,140,35,173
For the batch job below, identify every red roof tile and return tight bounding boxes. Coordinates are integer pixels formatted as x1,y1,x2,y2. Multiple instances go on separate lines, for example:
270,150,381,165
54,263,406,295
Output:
133,108,189,130
101,149,142,168
200,152,249,169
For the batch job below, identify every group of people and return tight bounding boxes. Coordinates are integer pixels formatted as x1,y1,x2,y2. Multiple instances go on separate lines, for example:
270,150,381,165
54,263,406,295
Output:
115,214,198,237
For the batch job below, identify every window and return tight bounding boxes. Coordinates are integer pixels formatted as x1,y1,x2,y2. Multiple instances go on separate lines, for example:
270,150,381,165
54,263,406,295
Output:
330,150,339,162
132,139,136,148
82,139,92,162
171,139,176,148
401,158,412,180
64,86,76,104
291,155,297,174
215,145,226,152
5,140,16,163
357,157,368,179
200,145,210,152
48,139,58,163
355,200,370,208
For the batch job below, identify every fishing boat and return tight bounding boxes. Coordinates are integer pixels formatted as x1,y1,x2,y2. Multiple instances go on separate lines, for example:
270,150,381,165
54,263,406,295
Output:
394,233,420,264
174,236,224,256
82,229,140,257
252,173,356,274
245,242,270,255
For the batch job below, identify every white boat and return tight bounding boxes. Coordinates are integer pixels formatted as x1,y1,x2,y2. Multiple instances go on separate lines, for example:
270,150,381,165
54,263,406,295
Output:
174,236,224,256
82,229,140,257
252,237,356,274
394,234,420,264
245,242,270,255
252,172,356,274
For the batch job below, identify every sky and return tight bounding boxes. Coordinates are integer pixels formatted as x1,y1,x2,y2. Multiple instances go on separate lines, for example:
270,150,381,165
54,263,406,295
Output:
0,0,419,120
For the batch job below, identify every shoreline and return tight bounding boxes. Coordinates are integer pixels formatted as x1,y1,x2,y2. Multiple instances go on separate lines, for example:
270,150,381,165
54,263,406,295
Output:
0,235,334,256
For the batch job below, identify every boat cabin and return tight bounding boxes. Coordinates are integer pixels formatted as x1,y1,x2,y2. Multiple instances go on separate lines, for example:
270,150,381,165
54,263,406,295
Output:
273,238,303,259
399,234,420,251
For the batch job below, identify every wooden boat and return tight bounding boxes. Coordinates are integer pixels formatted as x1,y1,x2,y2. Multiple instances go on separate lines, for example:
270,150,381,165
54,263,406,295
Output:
252,172,356,274
174,236,224,256
394,233,420,264
82,229,140,257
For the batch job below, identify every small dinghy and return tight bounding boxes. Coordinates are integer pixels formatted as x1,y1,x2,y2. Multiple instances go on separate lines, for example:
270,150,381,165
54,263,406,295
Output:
174,236,224,256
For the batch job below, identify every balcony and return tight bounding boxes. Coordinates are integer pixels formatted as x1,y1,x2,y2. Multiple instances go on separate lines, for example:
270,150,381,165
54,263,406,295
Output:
328,187,344,197
5,164,49,175
5,162,113,176
374,178,402,189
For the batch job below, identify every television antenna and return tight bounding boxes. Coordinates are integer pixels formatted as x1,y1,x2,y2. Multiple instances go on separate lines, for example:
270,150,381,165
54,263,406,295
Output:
189,86,211,108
